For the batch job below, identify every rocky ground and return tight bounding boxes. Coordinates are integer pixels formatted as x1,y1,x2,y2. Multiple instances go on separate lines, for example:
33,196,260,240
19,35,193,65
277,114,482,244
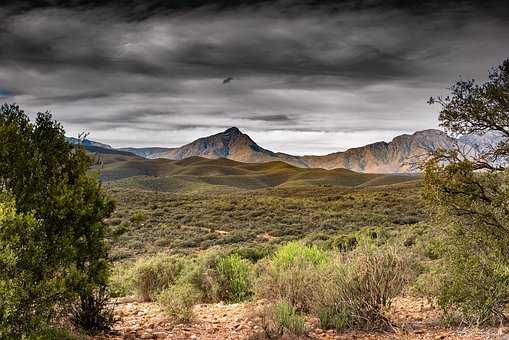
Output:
99,297,508,339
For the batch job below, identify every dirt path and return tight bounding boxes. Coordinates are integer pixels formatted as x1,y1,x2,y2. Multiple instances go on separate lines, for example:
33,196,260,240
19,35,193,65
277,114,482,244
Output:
101,297,507,339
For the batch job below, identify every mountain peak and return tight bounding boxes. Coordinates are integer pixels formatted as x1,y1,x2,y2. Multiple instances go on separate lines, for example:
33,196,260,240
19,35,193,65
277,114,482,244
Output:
223,127,241,135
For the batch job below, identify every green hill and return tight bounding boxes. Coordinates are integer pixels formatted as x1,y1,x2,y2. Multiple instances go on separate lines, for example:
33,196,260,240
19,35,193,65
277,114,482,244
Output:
95,156,418,192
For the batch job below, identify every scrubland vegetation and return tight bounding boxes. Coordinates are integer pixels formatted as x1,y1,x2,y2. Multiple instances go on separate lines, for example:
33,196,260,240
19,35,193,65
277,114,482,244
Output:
104,182,427,260
108,240,419,336
0,59,508,338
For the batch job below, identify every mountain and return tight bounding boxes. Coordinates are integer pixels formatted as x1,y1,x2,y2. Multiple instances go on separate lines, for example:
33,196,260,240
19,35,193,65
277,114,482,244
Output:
301,129,455,172
122,127,307,167
74,127,502,173
66,137,112,149
120,127,454,173
65,137,142,164
118,147,173,159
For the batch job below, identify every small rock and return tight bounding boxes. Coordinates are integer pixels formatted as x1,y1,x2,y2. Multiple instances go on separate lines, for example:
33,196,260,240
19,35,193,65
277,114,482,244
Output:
498,327,509,335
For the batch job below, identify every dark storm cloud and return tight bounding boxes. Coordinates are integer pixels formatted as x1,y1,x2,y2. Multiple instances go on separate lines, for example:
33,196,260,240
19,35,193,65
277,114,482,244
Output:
35,92,111,104
0,0,508,154
244,114,294,122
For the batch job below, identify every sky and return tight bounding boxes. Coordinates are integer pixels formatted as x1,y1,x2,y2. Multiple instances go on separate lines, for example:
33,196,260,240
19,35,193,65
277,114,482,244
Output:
0,0,508,155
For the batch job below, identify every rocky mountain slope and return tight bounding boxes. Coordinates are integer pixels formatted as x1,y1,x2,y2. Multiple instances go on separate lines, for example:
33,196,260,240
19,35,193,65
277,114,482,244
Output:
119,127,456,173
302,129,456,172
76,127,503,173
66,136,113,149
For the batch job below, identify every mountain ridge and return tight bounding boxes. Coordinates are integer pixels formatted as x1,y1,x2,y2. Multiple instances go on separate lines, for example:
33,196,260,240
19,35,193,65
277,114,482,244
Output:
70,127,501,173
118,127,454,173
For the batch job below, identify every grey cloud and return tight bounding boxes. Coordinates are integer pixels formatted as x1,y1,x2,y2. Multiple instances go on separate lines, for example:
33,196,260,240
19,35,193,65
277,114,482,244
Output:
0,1,508,154
244,114,294,122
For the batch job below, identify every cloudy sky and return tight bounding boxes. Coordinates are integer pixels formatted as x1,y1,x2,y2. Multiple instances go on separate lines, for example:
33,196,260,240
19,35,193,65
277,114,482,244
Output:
1,0,508,155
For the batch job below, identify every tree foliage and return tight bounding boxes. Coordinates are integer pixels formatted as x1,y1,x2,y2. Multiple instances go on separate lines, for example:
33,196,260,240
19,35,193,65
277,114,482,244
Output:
424,59,509,325
0,103,114,336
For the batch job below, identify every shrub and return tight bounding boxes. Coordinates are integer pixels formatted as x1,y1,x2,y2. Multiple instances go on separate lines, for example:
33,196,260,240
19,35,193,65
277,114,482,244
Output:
215,254,254,303
256,242,329,312
109,262,136,298
260,301,307,338
26,326,78,340
230,244,275,262
130,212,145,224
314,247,416,331
331,226,388,252
181,251,254,303
70,286,116,335
133,255,186,301
274,301,307,336
434,238,509,325
158,283,202,323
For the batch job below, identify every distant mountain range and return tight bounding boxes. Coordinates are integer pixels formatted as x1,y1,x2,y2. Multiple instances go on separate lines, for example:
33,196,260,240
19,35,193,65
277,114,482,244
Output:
66,137,112,150
68,127,503,173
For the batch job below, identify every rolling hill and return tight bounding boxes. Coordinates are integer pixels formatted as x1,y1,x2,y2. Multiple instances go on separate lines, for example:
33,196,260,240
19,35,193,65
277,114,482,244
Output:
95,156,418,192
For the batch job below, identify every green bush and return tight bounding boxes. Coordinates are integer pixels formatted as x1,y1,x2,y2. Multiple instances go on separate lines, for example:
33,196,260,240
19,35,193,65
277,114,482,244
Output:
70,286,116,335
271,242,328,269
215,254,254,303
133,254,186,301
314,246,417,331
130,212,145,224
273,301,307,337
434,237,509,325
158,283,202,323
180,251,254,303
109,262,136,298
256,242,329,312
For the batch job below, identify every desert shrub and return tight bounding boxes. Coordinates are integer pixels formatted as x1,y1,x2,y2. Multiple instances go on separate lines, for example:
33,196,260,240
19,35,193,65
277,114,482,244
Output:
271,241,328,269
133,254,186,301
215,254,254,303
158,283,202,323
314,246,416,331
230,244,275,262
259,301,308,339
273,301,308,337
181,251,254,303
256,242,329,312
130,212,145,224
0,104,114,337
434,237,509,325
331,226,388,252
109,262,137,298
70,286,116,335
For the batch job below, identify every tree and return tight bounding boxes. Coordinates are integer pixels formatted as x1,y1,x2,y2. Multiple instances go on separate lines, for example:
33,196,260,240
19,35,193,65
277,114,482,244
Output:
424,59,509,325
0,103,114,336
